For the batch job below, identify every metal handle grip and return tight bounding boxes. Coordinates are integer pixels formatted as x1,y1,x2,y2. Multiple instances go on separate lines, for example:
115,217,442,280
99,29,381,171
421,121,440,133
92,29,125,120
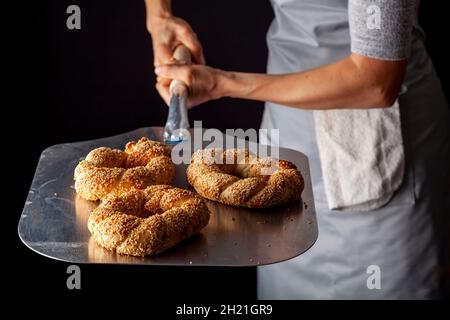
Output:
169,45,191,96
163,45,192,143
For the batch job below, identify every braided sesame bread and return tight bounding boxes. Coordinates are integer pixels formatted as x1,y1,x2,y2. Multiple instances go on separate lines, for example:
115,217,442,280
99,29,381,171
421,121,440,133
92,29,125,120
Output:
186,148,304,208
74,137,175,201
88,185,210,256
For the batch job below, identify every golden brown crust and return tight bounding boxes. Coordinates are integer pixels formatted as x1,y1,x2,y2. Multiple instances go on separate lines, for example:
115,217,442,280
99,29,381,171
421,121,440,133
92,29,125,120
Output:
88,185,210,256
74,137,175,200
186,148,304,208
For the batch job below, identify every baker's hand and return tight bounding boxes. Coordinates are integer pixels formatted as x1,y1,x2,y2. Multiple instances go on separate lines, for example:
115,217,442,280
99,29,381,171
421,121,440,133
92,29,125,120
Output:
155,63,224,108
147,15,205,68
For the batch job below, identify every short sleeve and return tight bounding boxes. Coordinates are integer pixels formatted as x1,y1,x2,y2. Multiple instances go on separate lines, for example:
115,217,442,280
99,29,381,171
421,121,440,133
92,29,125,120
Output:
349,0,416,60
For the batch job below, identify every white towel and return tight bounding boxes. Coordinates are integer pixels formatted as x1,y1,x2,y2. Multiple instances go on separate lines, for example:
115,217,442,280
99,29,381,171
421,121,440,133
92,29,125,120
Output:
313,100,405,211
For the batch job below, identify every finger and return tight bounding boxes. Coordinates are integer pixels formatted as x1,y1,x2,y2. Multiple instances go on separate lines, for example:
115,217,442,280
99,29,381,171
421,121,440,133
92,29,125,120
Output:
186,99,194,110
153,43,173,67
156,76,171,86
179,33,206,65
156,83,171,106
155,64,191,85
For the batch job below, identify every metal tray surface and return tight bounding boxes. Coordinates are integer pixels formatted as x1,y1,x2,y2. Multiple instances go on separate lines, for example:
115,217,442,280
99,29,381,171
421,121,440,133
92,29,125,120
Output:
18,127,318,266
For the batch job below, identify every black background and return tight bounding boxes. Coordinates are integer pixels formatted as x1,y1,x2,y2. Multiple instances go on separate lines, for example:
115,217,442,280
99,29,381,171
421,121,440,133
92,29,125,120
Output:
11,0,450,305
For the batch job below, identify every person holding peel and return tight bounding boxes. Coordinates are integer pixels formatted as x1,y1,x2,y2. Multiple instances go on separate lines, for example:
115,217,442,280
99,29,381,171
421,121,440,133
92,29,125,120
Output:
146,0,450,299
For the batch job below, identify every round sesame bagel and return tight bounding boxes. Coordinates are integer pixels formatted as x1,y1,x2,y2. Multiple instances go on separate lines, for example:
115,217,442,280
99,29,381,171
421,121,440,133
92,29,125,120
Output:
74,137,174,201
186,148,304,208
88,185,210,256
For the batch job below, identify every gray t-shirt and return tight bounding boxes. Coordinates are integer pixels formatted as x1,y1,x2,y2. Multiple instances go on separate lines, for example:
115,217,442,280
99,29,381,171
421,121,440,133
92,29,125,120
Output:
349,0,419,60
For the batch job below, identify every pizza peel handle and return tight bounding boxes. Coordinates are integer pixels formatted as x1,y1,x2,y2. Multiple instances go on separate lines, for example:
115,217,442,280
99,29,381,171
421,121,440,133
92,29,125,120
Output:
164,45,191,143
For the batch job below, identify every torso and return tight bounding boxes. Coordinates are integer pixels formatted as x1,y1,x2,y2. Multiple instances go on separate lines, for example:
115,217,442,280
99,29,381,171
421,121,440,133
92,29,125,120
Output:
258,0,450,299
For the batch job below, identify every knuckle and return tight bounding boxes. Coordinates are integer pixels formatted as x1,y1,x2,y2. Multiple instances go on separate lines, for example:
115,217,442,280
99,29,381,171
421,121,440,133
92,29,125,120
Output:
185,69,195,84
179,26,191,37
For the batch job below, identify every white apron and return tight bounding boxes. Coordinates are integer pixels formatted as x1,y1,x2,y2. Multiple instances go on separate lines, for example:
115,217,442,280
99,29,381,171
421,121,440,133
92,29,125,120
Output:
258,0,450,299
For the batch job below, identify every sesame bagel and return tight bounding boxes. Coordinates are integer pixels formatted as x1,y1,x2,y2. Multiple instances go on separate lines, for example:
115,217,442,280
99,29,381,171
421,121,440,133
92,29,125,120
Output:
88,185,210,256
74,137,174,201
186,148,304,208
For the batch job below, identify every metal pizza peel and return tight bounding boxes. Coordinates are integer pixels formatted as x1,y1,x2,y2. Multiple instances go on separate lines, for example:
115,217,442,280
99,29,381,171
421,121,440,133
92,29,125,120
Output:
18,127,318,266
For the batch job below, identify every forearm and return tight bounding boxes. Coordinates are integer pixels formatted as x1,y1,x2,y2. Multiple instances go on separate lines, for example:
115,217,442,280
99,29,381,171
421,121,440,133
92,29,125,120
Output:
145,0,172,31
218,54,405,110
